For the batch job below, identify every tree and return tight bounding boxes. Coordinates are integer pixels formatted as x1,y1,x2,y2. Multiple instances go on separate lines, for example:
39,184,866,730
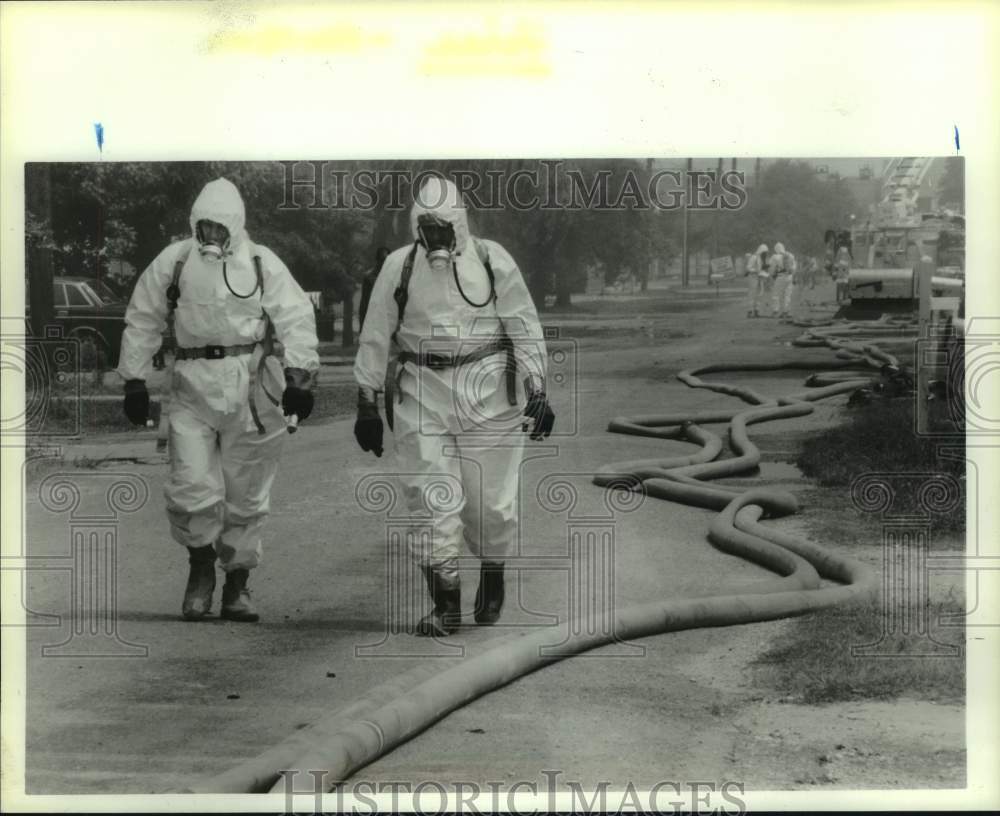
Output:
28,158,768,330
24,161,362,297
714,160,857,260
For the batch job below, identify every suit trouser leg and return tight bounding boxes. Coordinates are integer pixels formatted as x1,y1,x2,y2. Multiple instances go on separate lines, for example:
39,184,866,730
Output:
164,402,225,551
393,392,465,568
457,412,525,563
216,403,286,572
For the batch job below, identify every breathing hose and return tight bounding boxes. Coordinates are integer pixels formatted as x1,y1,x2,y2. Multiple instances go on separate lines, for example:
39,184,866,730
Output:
183,320,910,794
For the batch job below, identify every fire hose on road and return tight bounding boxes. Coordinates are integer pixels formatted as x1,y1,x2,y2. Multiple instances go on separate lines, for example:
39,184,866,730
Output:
184,321,912,794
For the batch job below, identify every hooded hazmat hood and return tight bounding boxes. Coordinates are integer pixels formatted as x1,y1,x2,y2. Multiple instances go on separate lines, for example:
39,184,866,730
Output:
189,177,248,249
409,176,470,255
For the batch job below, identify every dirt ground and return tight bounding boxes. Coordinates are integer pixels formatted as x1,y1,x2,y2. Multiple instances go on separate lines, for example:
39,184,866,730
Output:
18,273,965,794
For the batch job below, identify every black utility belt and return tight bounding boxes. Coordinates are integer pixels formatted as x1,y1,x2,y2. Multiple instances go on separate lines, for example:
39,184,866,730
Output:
397,341,507,370
174,343,257,361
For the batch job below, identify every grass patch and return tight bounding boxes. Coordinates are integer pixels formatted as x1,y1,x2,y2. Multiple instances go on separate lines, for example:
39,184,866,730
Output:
795,486,891,551
796,398,965,534
753,596,965,704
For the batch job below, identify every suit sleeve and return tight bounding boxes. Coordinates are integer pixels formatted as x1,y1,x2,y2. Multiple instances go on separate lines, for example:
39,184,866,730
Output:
485,239,547,396
353,252,404,393
116,242,182,382
259,247,319,374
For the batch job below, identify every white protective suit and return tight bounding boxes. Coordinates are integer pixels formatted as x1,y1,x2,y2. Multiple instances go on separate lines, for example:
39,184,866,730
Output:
771,244,797,317
118,178,319,571
354,177,547,567
748,243,770,315
768,242,790,317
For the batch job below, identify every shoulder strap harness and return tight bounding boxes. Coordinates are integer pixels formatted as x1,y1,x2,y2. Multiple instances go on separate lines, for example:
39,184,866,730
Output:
392,238,498,333
162,242,278,437
386,238,516,426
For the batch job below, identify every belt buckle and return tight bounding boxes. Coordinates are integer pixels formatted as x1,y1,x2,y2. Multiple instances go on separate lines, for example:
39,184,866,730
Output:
205,345,225,360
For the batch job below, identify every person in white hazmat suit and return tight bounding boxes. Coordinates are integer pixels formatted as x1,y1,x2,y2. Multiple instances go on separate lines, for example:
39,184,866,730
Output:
746,244,770,317
353,177,555,637
765,242,788,318
118,178,319,622
771,243,797,320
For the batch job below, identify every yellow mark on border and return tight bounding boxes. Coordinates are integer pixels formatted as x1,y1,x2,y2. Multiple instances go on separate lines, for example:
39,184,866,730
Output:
208,24,392,56
420,20,550,78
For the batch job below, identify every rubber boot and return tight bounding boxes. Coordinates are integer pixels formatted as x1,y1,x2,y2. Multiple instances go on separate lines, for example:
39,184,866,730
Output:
474,560,506,625
415,561,461,637
220,568,259,622
181,544,217,621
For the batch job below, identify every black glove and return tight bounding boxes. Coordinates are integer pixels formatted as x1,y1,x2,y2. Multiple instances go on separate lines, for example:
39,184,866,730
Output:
282,367,314,421
523,392,555,440
123,379,149,426
354,389,384,457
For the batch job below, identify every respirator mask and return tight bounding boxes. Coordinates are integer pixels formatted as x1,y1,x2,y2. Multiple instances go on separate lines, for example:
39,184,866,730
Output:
416,214,456,273
196,219,232,263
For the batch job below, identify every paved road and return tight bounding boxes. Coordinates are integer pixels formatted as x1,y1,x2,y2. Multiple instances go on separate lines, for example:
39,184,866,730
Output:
22,285,850,794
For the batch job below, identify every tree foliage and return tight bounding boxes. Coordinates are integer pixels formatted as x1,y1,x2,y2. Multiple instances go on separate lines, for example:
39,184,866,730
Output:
24,161,363,300
701,159,858,260
24,158,854,311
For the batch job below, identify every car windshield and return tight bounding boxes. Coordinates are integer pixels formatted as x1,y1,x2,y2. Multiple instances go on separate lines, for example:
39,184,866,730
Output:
87,279,124,304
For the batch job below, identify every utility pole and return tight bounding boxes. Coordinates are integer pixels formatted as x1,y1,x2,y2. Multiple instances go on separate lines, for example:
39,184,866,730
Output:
682,158,692,287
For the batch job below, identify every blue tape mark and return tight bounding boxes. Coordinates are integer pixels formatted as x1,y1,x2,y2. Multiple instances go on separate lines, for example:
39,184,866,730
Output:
954,124,960,151
94,122,104,154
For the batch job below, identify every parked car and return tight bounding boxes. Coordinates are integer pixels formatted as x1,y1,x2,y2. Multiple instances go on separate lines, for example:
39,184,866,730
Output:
52,276,127,367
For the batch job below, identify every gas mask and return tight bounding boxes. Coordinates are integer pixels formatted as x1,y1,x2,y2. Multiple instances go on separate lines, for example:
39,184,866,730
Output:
196,219,232,263
416,214,456,273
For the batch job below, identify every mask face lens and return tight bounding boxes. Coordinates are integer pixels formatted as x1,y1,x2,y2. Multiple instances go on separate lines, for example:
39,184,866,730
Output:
196,220,231,260
417,217,455,253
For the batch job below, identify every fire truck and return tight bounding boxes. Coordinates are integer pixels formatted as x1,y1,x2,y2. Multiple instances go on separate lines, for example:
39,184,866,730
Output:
831,157,965,308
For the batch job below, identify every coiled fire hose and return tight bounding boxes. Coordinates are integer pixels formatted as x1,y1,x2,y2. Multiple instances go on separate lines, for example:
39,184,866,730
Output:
183,320,914,794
